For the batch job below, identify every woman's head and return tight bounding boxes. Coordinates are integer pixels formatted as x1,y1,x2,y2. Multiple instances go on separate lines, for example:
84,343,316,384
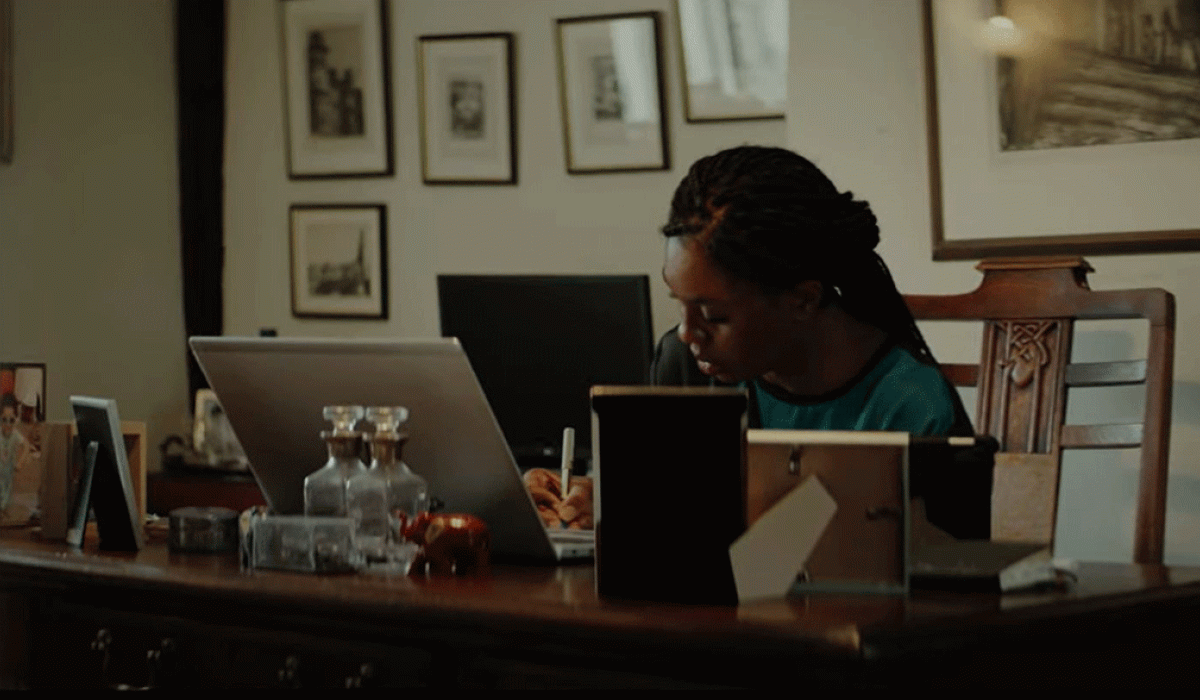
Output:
662,145,880,298
661,145,935,381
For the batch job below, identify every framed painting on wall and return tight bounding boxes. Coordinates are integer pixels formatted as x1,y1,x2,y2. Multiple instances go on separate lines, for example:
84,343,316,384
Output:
289,204,388,319
675,0,788,122
555,12,670,174
923,0,1200,260
1,0,12,164
280,0,394,179
417,32,517,184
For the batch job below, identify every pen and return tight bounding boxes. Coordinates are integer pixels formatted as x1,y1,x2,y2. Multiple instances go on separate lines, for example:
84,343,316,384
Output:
560,426,574,498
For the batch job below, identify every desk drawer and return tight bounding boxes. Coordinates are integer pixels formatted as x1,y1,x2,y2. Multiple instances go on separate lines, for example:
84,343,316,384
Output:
28,596,434,689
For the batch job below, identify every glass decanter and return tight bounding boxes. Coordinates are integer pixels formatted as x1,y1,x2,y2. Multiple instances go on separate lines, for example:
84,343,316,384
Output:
303,405,366,517
365,406,429,538
346,419,392,562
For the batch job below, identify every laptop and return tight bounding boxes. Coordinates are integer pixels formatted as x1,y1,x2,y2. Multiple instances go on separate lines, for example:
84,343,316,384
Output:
188,336,593,562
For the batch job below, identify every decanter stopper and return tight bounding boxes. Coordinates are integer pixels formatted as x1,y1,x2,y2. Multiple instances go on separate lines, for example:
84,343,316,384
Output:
324,405,365,435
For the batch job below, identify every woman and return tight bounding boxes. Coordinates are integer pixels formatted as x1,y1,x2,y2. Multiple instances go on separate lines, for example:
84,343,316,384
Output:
654,145,990,538
656,145,972,435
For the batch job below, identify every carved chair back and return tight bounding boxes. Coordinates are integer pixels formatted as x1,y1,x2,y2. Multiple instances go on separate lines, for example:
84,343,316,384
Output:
904,257,1174,563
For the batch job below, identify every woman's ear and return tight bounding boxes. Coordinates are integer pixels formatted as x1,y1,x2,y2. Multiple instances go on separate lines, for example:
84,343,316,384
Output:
788,280,824,318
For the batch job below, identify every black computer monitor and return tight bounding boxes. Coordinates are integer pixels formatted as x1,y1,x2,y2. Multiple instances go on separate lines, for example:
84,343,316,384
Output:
437,274,654,470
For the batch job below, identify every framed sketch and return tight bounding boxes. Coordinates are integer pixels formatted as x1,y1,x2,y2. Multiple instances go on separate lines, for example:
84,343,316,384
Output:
280,0,394,179
417,33,516,185
675,0,788,122
923,0,1200,260
1,0,12,164
555,12,670,174
289,204,388,319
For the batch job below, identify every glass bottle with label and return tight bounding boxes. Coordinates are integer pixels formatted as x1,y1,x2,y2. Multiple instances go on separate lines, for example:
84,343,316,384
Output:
365,406,429,539
303,405,366,518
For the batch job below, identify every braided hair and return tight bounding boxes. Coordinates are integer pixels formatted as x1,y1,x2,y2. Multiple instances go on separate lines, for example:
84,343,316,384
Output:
661,145,937,366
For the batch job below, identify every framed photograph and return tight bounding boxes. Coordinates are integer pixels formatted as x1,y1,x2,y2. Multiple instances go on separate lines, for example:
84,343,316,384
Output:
417,33,516,185
675,0,788,122
280,0,394,179
555,12,670,174
289,204,388,319
923,0,1200,260
1,362,45,526
1,0,12,164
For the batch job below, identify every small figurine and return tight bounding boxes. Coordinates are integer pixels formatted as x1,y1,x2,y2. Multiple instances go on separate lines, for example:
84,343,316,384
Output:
403,512,489,576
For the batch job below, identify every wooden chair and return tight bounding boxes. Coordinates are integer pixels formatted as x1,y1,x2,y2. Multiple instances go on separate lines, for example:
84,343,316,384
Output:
904,257,1174,564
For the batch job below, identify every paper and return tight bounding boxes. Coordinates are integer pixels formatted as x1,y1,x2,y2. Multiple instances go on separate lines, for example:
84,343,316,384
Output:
729,475,837,602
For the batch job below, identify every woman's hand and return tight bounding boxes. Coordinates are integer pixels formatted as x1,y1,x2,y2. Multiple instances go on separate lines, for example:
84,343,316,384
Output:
522,468,593,529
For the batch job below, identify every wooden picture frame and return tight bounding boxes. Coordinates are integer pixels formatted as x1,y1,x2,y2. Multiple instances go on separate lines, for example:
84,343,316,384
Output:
923,0,1200,260
280,0,394,179
417,32,517,185
674,0,787,122
555,12,670,174
289,204,388,319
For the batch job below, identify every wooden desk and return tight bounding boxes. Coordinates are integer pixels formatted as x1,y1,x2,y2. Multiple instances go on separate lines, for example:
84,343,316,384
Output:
1,528,1199,688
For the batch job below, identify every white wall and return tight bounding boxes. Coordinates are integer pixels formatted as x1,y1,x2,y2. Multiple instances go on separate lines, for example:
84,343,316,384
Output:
224,0,786,343
0,0,186,457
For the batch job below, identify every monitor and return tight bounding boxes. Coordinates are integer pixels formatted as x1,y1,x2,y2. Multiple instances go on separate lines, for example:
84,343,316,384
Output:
437,274,654,469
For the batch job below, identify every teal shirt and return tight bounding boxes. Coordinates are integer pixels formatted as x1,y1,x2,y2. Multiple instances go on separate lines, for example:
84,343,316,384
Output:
753,345,959,436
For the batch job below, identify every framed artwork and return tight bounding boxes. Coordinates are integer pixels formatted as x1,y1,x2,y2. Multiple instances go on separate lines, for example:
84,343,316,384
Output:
280,0,394,179
923,0,1200,260
417,32,517,185
289,204,388,319
555,12,670,174
674,0,787,122
1,362,45,526
1,0,12,164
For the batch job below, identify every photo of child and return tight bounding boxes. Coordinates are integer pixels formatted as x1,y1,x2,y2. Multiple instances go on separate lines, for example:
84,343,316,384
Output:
0,363,45,526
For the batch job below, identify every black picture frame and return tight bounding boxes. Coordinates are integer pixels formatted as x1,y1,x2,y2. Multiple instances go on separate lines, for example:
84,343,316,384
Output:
555,11,670,174
289,204,388,320
417,32,518,185
280,0,395,179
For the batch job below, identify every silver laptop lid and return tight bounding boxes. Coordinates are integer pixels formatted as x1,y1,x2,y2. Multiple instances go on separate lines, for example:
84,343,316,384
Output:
188,336,558,560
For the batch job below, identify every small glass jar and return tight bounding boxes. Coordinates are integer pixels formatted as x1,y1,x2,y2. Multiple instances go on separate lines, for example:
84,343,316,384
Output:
303,405,366,518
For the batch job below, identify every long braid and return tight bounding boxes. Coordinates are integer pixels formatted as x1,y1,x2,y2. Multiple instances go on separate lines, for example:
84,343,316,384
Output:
661,145,939,366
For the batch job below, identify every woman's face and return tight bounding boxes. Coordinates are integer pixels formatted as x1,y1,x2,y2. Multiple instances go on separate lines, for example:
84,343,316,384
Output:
662,236,798,383
1,407,15,437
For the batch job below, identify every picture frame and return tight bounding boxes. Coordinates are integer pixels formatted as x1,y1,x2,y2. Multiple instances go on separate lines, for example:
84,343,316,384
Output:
1,0,12,164
555,12,670,174
69,396,144,551
923,0,1200,260
1,362,45,526
674,0,787,122
417,32,517,185
279,0,394,179
289,204,388,319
